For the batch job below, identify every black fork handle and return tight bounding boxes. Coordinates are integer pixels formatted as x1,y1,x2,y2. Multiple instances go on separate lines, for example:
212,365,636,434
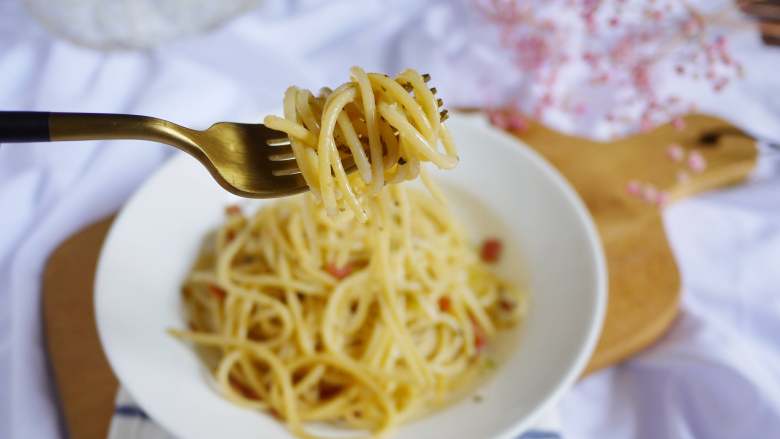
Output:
0,111,197,147
0,111,51,142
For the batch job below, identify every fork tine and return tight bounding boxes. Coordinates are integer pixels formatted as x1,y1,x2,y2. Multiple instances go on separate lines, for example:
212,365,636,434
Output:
269,151,296,161
271,157,356,177
267,136,291,147
270,157,301,176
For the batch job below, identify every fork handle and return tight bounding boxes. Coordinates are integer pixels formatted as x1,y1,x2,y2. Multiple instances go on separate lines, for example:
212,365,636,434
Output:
0,111,200,153
0,111,51,142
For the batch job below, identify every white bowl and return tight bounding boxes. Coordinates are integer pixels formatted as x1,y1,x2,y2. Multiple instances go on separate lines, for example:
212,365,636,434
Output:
95,112,607,439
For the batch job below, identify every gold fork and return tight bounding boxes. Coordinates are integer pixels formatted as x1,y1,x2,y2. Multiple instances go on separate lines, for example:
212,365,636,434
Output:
0,111,313,198
0,76,446,198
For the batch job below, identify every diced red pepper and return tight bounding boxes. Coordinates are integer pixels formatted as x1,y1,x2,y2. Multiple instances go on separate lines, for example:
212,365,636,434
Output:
326,263,354,280
208,284,226,300
225,204,242,216
480,238,503,263
438,296,451,312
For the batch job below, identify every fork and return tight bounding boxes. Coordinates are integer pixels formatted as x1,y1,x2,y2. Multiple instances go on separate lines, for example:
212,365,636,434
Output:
0,111,313,198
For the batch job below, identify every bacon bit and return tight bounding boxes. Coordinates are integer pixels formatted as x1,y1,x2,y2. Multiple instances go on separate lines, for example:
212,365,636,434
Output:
480,239,503,263
318,383,342,400
230,377,258,399
326,263,353,280
226,230,235,242
225,204,242,216
499,298,516,311
438,296,451,312
208,284,226,300
269,408,281,420
473,320,488,353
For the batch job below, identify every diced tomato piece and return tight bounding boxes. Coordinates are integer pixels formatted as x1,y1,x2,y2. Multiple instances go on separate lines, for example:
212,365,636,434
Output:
326,263,353,280
480,238,503,263
225,204,242,216
208,284,226,300
438,296,451,312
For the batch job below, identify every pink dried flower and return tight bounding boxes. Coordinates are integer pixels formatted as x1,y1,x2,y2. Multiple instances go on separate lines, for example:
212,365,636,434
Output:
672,117,686,131
626,180,641,196
474,0,742,134
656,191,671,207
688,151,707,172
488,110,509,129
506,113,528,131
667,143,684,162
642,184,658,203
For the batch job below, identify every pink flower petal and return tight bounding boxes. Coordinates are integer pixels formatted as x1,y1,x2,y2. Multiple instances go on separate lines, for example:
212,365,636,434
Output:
666,143,684,162
626,180,641,196
488,111,509,130
642,184,658,203
656,191,670,207
688,151,707,173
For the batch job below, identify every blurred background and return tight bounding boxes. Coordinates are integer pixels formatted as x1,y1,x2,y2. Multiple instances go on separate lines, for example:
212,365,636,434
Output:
2,0,780,438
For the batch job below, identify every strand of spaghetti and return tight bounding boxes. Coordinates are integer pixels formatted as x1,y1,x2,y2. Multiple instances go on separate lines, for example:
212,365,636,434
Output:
317,86,357,216
377,102,458,169
336,110,372,182
373,219,431,384
329,140,367,222
283,87,320,198
296,88,321,135
278,256,315,355
288,354,397,433
263,116,318,148
397,69,440,133
351,66,384,194
169,331,300,425
215,350,268,409
366,73,434,141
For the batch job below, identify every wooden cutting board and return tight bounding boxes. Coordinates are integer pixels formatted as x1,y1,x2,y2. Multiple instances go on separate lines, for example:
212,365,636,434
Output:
43,113,758,439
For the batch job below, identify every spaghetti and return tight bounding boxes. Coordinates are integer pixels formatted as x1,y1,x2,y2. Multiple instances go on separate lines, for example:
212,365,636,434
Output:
172,68,524,439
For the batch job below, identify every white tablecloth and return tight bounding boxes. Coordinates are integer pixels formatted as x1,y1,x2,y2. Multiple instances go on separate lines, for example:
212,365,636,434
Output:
2,1,779,438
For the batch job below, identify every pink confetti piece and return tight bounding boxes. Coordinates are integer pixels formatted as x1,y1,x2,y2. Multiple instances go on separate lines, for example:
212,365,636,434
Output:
666,143,684,162
677,170,690,183
688,151,707,173
626,180,641,196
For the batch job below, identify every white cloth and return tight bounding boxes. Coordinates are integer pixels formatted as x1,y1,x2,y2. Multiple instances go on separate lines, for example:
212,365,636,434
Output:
1,0,779,438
